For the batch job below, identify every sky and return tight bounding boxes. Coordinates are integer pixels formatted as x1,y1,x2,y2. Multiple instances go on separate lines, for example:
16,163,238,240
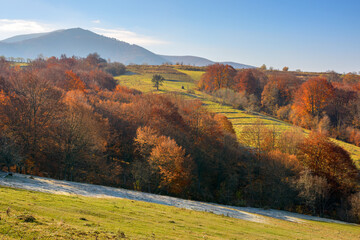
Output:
0,0,359,73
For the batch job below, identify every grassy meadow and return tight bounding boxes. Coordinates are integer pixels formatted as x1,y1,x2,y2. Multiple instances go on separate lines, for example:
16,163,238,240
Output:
115,65,360,167
0,186,359,240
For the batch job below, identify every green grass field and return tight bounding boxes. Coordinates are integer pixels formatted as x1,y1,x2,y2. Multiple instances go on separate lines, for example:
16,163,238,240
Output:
0,186,359,240
115,66,360,167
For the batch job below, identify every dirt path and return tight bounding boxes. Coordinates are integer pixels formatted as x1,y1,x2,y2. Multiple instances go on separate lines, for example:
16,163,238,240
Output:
0,173,352,225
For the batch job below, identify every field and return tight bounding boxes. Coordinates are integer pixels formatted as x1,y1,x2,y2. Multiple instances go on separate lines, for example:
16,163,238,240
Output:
116,65,360,167
0,186,359,239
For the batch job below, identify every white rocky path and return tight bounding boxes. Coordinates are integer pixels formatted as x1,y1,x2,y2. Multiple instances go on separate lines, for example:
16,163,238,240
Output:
0,172,352,225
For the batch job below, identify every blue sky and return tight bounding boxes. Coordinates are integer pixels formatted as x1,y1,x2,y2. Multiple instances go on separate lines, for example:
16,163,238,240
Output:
0,0,359,72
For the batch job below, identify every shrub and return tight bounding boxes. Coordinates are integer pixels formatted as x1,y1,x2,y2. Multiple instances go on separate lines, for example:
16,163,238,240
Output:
349,192,360,223
104,62,126,76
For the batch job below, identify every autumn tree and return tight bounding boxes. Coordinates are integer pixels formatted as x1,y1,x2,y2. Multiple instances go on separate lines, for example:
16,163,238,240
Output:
291,77,334,128
1,70,63,173
214,114,236,135
325,88,356,128
243,148,300,208
326,71,341,83
56,90,108,181
0,132,22,171
198,64,236,92
261,81,282,114
349,193,360,223
152,74,165,90
297,132,358,194
149,137,193,195
238,119,277,158
261,74,300,114
105,62,126,76
79,69,117,90
233,69,261,97
65,70,86,91
295,170,330,215
134,126,194,195
343,73,360,85
277,128,304,155
85,52,106,67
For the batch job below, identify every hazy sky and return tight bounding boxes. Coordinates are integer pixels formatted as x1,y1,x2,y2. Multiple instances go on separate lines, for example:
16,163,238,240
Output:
0,0,359,73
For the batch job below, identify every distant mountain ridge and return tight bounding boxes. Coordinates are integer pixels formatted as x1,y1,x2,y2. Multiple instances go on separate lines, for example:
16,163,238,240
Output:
160,55,254,69
0,28,254,68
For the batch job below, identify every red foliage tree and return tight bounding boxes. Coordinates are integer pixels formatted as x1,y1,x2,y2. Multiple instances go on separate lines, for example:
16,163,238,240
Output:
261,74,301,114
294,77,334,117
297,132,358,194
198,64,236,92
214,114,236,135
65,70,86,91
233,69,262,97
343,73,360,85
291,77,334,127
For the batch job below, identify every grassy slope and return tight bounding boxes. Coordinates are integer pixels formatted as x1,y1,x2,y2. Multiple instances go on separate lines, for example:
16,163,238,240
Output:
0,186,359,240
116,67,360,167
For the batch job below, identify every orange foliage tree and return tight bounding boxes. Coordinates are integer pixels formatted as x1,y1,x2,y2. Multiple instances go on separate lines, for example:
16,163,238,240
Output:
65,70,86,91
135,126,194,195
343,73,360,85
234,69,261,97
149,137,194,194
291,77,334,127
297,132,358,194
261,74,300,114
198,64,236,92
214,114,236,135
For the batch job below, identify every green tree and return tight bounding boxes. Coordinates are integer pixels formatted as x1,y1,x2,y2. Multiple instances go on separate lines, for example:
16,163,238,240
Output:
152,74,165,90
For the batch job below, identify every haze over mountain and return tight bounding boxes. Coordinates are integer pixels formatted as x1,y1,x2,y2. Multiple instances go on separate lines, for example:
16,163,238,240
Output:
0,28,254,68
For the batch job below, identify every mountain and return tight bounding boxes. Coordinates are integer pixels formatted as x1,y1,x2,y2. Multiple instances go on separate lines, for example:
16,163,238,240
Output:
1,32,50,43
160,55,254,69
160,55,214,66
0,28,254,68
221,61,255,69
0,28,167,65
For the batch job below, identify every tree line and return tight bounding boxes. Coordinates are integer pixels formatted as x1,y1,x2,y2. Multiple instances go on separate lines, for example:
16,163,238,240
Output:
199,64,360,148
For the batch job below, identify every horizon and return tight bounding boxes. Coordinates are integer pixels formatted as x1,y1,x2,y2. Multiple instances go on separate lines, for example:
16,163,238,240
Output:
0,0,360,73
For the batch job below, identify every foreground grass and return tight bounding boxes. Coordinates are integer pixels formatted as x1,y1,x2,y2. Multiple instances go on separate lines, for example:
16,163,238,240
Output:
0,186,359,239
115,67,360,167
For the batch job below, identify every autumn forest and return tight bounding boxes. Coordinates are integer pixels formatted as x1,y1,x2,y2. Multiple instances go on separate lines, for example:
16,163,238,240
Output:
0,55,359,223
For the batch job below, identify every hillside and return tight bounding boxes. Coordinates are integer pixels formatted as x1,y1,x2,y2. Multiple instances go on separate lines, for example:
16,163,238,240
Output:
116,65,360,167
0,174,359,240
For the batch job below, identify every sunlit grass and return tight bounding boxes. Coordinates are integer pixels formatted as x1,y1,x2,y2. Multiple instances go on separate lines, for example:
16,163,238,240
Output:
0,186,359,239
176,69,205,82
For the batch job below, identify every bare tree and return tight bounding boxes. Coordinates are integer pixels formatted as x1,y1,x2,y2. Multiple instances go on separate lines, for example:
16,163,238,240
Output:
295,170,330,216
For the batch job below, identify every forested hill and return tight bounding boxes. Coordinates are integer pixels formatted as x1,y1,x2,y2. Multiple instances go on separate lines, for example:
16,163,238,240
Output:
0,28,253,68
0,28,167,65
